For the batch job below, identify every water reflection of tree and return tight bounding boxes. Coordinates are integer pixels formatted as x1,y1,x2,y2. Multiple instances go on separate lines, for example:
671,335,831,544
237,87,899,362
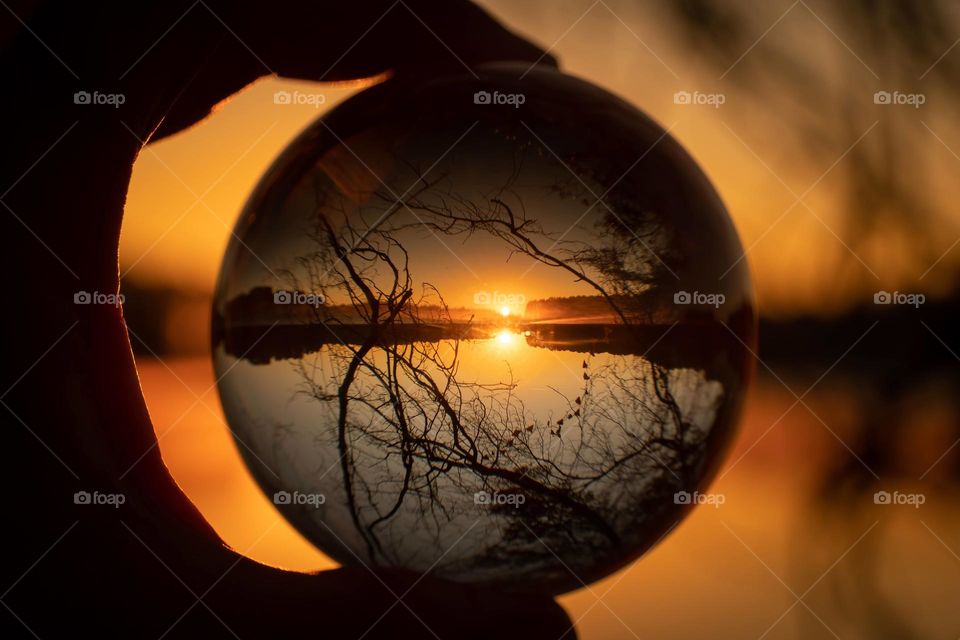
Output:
280,157,721,583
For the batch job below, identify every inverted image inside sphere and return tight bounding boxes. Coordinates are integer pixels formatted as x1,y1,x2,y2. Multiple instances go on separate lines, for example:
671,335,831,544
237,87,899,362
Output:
212,64,755,595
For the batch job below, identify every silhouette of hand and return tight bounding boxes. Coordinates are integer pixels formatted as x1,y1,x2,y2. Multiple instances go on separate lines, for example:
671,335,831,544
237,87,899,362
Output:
0,2,570,637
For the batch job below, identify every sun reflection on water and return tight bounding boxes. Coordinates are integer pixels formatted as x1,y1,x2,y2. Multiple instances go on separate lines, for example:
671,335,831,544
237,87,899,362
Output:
494,329,518,348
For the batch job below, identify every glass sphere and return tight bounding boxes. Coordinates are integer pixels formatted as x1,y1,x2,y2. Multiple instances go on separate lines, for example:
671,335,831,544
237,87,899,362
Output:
213,64,755,594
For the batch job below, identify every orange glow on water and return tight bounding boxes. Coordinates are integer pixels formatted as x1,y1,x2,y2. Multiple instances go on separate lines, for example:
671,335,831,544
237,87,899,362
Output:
494,328,516,347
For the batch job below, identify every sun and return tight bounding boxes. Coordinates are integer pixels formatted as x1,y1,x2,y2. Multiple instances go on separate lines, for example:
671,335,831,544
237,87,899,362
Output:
500,306,511,317
495,329,516,347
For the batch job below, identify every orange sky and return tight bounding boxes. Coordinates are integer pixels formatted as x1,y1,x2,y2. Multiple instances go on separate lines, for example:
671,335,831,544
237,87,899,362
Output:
121,1,960,318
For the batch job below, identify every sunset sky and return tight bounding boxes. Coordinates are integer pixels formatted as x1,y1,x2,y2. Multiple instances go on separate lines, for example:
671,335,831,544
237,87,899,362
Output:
120,1,960,317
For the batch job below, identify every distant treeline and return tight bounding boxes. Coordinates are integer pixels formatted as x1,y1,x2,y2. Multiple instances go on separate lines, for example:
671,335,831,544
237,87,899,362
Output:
220,286,663,326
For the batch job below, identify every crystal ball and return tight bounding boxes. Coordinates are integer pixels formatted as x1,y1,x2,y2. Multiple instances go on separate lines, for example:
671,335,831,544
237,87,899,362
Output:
212,64,755,594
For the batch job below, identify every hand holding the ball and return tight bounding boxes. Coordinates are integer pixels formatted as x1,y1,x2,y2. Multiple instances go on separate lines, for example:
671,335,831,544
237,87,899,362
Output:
2,2,571,638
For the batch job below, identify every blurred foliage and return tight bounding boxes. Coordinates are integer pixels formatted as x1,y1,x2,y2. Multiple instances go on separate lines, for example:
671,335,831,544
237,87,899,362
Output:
664,0,959,291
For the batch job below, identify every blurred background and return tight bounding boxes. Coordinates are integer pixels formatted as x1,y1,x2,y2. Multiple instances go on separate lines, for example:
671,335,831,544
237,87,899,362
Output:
120,1,960,637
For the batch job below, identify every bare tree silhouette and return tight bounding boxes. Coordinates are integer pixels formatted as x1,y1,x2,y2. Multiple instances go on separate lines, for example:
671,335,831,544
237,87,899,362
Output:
266,153,727,588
